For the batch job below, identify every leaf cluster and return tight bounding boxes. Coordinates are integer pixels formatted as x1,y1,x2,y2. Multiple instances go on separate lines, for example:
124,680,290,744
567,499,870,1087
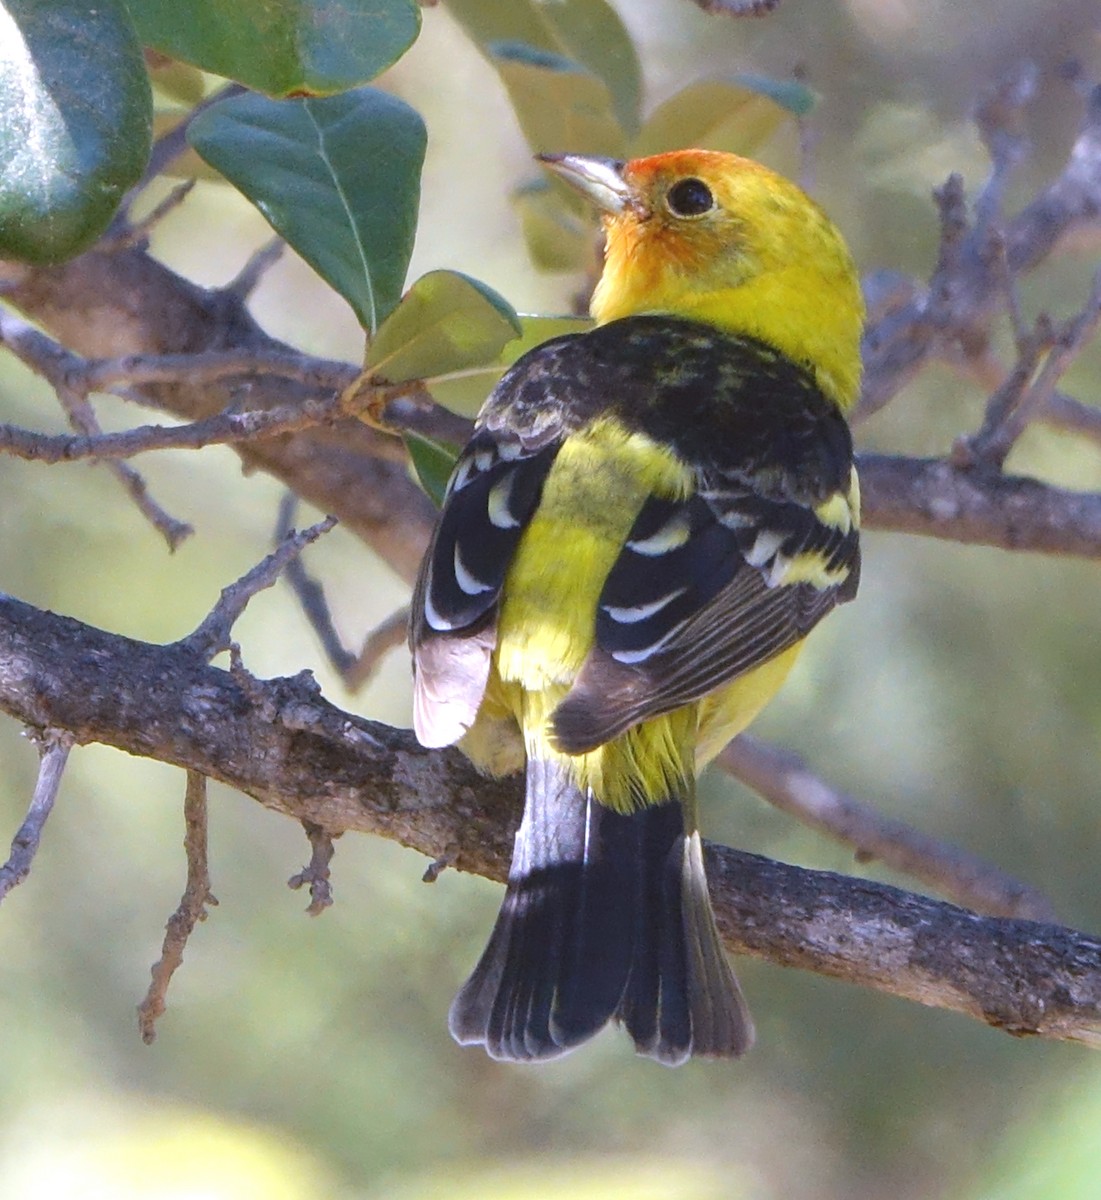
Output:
0,0,810,476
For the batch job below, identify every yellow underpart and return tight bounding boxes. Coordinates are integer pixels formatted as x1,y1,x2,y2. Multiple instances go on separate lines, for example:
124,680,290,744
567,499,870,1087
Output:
694,642,803,769
472,417,808,813
513,685,698,814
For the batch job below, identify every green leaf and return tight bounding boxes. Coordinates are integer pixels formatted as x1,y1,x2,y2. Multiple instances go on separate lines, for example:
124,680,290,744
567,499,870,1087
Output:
731,73,817,118
189,88,425,332
536,0,641,136
633,75,816,158
512,181,592,272
0,0,152,264
427,314,592,418
444,0,640,134
126,0,421,97
366,270,521,384
404,432,460,508
489,42,625,159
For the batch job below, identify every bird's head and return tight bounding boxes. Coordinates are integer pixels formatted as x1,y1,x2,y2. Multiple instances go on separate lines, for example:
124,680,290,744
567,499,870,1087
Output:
539,149,864,412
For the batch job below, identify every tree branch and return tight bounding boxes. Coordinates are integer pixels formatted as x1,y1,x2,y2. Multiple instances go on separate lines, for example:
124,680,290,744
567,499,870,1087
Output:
859,78,1101,418
717,735,1054,921
137,770,217,1043
2,591,1099,1047
179,514,337,661
3,308,1099,577
857,454,1101,557
0,249,435,582
287,821,337,915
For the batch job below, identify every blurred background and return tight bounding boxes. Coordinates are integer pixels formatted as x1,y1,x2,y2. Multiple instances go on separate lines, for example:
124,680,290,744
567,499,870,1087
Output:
2,0,1101,1196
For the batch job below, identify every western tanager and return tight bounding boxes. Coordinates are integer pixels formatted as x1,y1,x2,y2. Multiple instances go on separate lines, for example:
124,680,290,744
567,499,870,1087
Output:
411,150,863,1065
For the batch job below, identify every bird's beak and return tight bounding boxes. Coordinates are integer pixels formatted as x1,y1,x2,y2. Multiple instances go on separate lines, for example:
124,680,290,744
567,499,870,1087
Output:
537,153,633,216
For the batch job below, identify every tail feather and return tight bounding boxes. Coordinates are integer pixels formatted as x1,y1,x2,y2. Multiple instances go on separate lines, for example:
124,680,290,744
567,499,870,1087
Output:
675,831,755,1058
449,755,754,1063
450,757,633,1059
613,801,690,1061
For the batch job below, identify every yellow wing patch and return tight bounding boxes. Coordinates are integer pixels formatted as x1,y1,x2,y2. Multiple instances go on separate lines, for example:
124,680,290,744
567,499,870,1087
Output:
494,419,691,690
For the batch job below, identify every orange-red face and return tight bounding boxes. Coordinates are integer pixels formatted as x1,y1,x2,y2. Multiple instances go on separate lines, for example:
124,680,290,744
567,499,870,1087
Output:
537,149,865,410
614,150,763,283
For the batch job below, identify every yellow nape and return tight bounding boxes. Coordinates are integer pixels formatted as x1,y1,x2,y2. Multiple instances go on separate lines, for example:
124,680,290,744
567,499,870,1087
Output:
591,150,865,412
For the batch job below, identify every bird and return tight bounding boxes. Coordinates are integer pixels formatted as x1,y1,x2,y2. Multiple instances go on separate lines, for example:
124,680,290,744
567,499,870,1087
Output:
410,149,863,1065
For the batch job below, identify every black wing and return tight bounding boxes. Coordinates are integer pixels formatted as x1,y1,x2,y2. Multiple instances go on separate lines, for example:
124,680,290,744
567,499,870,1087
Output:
411,432,558,747
551,479,859,754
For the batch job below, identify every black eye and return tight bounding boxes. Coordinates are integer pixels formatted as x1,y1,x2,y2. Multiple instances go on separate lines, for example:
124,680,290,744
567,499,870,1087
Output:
666,177,714,217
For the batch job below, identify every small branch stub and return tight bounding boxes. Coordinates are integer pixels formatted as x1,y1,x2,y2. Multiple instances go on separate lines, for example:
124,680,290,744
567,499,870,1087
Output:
0,730,73,903
287,821,338,915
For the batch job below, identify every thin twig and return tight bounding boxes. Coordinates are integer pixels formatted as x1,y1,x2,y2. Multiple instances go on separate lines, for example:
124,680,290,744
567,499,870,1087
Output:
991,229,1029,350
0,730,72,903
981,269,1101,465
0,308,84,386
717,735,1055,920
276,494,357,676
687,0,782,13
0,310,358,400
109,82,246,237
377,386,475,446
1040,390,1101,450
422,853,455,883
0,314,193,546
85,349,356,396
226,238,285,300
102,180,196,252
952,329,1047,468
931,173,970,282
345,607,412,692
137,771,217,1043
53,382,193,550
180,514,338,662
287,821,338,915
861,80,1101,419
973,63,1036,235
0,395,344,463
275,495,411,691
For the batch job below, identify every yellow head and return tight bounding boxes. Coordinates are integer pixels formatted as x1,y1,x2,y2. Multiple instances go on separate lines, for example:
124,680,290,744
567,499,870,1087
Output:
540,149,864,412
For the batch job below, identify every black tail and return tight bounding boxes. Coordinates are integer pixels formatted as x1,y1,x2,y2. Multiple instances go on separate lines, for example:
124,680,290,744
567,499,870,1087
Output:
448,756,754,1065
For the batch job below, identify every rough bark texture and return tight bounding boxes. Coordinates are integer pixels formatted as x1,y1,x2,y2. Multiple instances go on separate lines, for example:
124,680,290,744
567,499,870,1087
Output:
4,592,1100,1047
